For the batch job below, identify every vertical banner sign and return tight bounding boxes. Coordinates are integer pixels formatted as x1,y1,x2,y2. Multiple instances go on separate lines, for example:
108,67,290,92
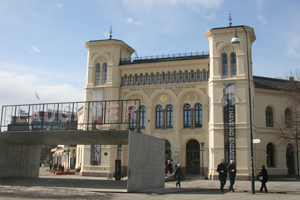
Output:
223,83,236,164
91,145,101,165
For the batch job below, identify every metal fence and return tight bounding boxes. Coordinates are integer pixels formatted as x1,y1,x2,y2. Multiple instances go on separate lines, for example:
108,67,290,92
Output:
120,51,209,64
1,100,141,132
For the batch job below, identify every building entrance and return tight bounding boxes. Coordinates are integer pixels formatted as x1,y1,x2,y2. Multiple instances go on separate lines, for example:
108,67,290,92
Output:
165,140,171,161
186,139,200,174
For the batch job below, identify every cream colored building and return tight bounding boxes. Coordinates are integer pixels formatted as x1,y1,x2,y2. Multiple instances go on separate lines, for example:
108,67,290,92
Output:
76,25,299,179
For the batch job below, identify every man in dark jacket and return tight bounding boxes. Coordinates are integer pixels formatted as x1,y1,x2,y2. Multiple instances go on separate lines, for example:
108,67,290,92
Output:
217,159,227,192
258,164,268,193
175,164,184,188
227,160,237,192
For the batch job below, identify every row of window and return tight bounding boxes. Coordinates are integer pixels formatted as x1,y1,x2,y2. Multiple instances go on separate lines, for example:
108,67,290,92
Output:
265,107,293,128
122,70,208,86
222,53,236,76
95,63,107,84
131,104,203,129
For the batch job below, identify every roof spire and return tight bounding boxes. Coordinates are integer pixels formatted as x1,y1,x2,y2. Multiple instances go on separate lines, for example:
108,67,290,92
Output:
109,25,112,40
229,12,232,27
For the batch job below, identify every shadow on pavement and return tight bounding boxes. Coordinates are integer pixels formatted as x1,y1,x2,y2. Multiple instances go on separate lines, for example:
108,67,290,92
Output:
0,177,127,190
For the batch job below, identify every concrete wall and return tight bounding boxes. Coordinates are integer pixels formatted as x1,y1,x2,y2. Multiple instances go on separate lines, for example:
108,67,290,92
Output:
0,142,41,178
127,131,165,192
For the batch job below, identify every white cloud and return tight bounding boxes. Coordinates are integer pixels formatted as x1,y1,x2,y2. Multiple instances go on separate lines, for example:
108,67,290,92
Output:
126,17,143,26
29,46,42,53
0,70,83,109
56,3,63,8
256,14,267,24
287,36,300,58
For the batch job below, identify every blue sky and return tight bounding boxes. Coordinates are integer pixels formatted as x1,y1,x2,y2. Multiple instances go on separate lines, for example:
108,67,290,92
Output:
0,0,300,109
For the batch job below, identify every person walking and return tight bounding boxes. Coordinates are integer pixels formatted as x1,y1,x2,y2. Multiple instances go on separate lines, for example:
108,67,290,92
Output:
165,160,168,176
175,164,184,188
227,160,237,192
217,159,227,192
258,164,268,193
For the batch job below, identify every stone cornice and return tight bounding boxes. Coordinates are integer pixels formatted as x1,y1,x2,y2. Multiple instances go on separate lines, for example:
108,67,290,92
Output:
205,26,256,44
84,40,135,55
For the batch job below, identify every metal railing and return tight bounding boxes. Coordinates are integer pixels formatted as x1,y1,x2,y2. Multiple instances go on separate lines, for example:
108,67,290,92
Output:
120,51,209,64
1,99,141,132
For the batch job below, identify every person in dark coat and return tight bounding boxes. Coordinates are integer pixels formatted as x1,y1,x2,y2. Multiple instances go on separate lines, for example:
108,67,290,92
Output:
227,160,237,192
217,159,227,192
258,164,268,193
175,164,184,188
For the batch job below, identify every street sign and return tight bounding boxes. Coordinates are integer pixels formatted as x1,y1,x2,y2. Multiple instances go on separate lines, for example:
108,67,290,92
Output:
253,139,261,144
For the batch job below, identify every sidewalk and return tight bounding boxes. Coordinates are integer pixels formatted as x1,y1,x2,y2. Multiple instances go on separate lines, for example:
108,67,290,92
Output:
0,167,299,200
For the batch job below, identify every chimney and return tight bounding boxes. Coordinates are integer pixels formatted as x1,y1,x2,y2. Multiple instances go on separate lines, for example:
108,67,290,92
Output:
285,77,294,81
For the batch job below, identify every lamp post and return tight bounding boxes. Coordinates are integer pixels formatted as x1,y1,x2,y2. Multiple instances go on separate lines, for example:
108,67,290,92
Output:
231,26,255,194
200,142,205,177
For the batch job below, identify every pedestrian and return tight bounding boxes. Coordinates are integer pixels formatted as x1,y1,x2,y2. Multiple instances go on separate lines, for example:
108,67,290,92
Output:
168,159,173,174
227,160,237,192
258,164,268,193
175,164,184,188
165,160,168,176
217,159,227,192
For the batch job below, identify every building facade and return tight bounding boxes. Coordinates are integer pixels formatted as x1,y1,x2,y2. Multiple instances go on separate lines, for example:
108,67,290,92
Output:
76,25,299,179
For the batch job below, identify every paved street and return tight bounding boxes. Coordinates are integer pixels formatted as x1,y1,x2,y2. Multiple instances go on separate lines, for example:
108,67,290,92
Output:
0,167,299,200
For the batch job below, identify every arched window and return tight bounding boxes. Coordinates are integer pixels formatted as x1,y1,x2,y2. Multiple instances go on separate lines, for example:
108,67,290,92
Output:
156,105,163,128
130,75,133,85
231,53,237,76
222,53,228,76
267,143,275,167
285,108,292,128
266,107,273,127
102,63,107,83
140,74,144,85
135,74,139,85
203,70,207,81
184,104,191,128
174,71,177,83
140,106,146,129
162,72,166,83
124,75,128,86
146,73,149,84
185,71,189,82
197,70,201,81
179,71,183,82
168,72,172,83
95,63,101,84
129,106,136,129
166,105,173,128
191,70,195,82
151,73,155,84
157,73,161,84
195,104,202,127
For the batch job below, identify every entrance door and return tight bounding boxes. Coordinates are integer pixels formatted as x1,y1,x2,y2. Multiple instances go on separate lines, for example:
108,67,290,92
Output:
286,144,295,175
186,139,200,174
165,140,171,161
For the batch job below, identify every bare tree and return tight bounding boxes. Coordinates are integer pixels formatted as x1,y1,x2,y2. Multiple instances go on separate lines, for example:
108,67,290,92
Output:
275,70,300,178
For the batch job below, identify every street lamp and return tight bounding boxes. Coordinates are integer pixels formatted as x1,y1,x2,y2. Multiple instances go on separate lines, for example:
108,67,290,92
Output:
231,26,255,194
200,142,205,177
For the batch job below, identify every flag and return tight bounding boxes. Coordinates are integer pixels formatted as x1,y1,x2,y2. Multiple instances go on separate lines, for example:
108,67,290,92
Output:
35,92,40,100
